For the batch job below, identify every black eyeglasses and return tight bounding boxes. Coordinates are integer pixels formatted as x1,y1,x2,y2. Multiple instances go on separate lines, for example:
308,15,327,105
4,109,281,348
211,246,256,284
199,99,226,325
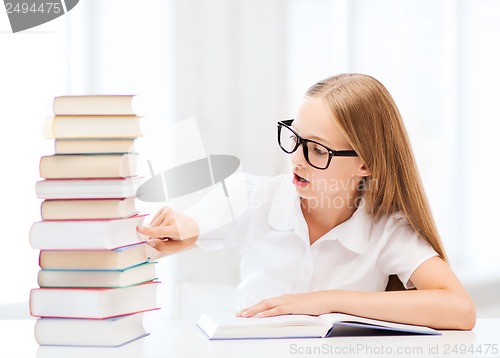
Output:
277,119,358,170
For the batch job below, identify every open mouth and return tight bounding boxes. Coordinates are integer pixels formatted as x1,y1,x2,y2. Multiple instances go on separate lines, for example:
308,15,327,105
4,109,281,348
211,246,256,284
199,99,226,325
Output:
295,173,309,182
293,173,309,187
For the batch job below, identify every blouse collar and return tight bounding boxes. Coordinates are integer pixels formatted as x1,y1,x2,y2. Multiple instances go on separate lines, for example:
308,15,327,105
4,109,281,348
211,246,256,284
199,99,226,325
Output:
267,174,371,254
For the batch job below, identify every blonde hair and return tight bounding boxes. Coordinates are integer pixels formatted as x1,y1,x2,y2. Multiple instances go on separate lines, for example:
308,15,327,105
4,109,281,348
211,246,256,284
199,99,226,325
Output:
306,73,447,261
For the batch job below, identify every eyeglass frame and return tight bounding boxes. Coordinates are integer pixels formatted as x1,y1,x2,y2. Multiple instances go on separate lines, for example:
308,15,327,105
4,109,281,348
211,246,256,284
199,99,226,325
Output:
277,119,358,170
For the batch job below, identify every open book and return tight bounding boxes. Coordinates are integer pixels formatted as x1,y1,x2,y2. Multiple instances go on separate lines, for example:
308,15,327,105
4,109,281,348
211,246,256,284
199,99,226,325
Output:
197,312,440,340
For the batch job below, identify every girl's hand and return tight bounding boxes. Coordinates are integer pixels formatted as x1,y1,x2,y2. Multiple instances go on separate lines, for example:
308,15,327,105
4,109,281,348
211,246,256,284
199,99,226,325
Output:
236,291,334,318
136,206,199,258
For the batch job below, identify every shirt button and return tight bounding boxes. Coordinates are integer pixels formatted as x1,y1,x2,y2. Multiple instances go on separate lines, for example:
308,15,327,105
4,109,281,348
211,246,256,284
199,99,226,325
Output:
304,267,312,276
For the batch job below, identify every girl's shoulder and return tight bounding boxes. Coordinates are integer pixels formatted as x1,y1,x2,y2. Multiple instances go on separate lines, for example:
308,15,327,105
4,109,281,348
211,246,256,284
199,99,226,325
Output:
352,203,417,247
365,208,433,255
357,200,411,232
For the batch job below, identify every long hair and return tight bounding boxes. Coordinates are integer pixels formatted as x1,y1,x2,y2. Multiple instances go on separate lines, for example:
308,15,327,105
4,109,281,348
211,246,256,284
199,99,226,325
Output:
306,73,447,262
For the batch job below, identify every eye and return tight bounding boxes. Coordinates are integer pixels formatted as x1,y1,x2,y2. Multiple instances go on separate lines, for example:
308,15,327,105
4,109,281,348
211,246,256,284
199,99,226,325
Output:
313,145,328,156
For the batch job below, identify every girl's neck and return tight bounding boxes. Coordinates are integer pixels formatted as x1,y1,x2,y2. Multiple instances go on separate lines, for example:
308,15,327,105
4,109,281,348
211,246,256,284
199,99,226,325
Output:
300,194,359,245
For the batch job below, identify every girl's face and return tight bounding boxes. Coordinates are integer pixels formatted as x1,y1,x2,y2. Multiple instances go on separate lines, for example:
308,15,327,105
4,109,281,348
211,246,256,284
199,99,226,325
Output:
290,97,368,209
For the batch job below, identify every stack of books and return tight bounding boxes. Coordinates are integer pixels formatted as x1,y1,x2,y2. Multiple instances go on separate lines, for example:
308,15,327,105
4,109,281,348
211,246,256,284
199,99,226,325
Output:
29,95,159,347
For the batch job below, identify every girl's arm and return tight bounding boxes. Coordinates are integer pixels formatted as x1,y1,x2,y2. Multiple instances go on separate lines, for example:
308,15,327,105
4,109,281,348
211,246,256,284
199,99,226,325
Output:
236,256,476,330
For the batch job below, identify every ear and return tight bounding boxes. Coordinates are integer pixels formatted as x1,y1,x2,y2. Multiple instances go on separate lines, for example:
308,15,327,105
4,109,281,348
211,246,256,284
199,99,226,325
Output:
357,162,371,177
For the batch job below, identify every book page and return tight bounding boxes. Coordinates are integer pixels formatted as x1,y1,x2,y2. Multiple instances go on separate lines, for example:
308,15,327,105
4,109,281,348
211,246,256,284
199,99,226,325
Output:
198,313,331,339
319,313,439,335
204,313,328,329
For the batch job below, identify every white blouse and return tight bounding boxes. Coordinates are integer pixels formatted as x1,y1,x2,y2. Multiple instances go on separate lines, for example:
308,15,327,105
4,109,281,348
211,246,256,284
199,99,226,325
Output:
186,173,438,309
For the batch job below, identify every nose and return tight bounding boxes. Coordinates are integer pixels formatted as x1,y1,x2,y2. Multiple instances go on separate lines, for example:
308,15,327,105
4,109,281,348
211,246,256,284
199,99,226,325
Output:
290,143,307,168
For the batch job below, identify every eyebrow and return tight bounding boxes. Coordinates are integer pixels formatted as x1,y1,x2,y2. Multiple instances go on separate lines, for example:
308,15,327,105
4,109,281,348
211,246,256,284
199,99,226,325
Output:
308,134,329,142
292,125,331,145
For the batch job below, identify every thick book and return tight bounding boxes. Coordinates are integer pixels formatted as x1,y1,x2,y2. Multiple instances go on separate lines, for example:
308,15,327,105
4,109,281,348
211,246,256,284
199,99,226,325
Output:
29,215,147,250
55,138,136,154
39,243,149,270
30,281,159,319
35,177,142,199
35,312,148,347
41,197,138,220
39,153,138,179
45,115,142,139
197,312,440,340
53,95,137,115
37,262,157,288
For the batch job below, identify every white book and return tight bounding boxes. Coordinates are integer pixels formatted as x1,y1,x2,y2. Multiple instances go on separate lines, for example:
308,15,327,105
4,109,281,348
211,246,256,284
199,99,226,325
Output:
29,215,147,250
30,282,159,319
54,138,135,154
35,177,142,199
39,243,149,270
53,95,137,116
55,138,136,154
40,197,138,220
45,115,142,139
38,262,157,288
39,153,138,179
197,312,440,340
35,313,148,347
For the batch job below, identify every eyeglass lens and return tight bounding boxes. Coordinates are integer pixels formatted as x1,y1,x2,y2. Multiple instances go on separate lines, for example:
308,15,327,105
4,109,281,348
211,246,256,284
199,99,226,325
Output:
279,125,330,169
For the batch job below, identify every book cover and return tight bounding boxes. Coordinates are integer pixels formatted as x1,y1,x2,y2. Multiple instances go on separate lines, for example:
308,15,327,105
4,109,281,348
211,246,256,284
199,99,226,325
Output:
55,138,136,154
30,281,160,319
39,153,138,179
38,262,157,288
46,115,142,139
39,243,149,270
35,312,148,347
40,197,138,220
35,177,143,199
53,95,137,116
29,214,147,250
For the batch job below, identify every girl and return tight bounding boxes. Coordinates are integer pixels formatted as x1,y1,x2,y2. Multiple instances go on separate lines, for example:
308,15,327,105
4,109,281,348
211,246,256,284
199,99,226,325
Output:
137,73,476,330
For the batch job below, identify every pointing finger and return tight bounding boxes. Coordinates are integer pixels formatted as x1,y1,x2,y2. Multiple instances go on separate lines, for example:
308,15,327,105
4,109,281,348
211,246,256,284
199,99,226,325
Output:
136,225,178,239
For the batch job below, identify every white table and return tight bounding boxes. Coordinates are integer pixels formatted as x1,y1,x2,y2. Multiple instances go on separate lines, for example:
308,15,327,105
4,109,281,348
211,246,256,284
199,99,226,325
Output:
1,313,499,358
